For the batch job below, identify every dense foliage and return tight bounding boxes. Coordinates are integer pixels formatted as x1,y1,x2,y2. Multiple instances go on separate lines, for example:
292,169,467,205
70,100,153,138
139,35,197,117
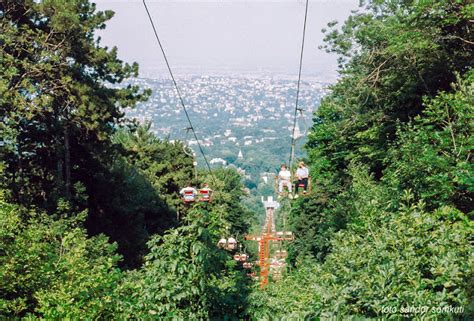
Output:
255,1,473,319
113,204,251,319
253,166,473,319
1,0,252,318
1,0,472,319
0,192,122,318
1,0,147,208
0,0,201,268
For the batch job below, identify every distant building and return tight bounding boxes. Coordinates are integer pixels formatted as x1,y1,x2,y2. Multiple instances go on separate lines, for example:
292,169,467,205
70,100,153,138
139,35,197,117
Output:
237,167,251,180
238,149,243,159
210,158,227,166
261,172,276,184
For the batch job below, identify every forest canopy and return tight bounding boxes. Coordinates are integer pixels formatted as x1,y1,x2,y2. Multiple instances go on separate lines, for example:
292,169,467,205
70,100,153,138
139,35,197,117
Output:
1,0,473,319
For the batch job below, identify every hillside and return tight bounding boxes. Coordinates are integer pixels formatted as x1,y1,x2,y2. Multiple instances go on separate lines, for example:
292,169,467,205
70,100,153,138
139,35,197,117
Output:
124,76,328,178
1,0,472,319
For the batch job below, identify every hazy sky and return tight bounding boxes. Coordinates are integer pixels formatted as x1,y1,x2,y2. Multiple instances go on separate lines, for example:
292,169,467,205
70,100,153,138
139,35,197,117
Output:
93,0,359,78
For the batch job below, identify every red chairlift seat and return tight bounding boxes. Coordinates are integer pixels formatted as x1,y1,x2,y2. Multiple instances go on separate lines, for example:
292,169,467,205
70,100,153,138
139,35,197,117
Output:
198,188,212,202
227,237,237,250
181,188,197,203
296,177,311,194
233,253,249,262
217,238,227,248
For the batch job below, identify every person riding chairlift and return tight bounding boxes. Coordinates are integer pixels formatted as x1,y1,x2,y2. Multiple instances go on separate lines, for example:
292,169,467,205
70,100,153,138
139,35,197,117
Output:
180,185,198,203
198,183,212,202
295,161,309,198
278,164,292,197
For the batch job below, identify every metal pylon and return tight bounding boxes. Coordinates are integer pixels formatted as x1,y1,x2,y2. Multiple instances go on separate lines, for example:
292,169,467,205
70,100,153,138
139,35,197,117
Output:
246,197,294,289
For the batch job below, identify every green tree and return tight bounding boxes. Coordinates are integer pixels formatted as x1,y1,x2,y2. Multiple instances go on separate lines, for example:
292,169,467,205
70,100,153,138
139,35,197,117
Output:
114,123,195,212
250,166,473,320
0,195,122,319
247,258,322,320
115,204,251,319
383,71,473,213
286,191,352,263
82,123,197,268
313,168,473,319
309,0,473,180
293,0,473,267
1,0,148,209
0,0,186,268
200,167,255,237
277,2,473,317
84,157,175,268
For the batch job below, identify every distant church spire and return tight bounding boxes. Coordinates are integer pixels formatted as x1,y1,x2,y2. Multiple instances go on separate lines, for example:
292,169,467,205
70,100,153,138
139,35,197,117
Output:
238,149,243,159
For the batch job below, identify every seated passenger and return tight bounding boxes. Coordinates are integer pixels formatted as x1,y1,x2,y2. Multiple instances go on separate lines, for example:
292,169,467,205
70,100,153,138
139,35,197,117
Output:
198,183,212,202
295,161,309,194
180,185,198,203
278,164,292,194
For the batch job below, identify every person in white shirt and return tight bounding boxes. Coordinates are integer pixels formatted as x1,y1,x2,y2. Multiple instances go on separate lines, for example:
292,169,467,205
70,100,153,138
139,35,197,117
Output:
278,164,292,194
295,161,309,194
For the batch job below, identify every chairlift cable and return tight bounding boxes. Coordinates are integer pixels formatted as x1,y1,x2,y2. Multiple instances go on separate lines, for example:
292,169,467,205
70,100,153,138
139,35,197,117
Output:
289,0,309,168
142,0,216,185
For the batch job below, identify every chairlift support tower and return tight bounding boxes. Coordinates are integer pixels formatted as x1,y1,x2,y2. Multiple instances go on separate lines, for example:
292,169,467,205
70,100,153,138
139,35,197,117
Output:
246,197,294,289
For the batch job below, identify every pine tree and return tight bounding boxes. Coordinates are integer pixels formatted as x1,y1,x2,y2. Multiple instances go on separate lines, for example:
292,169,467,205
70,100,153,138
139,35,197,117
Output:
1,0,149,209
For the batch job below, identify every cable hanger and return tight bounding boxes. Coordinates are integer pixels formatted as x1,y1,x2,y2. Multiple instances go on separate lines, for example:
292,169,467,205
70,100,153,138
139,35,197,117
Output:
289,0,309,168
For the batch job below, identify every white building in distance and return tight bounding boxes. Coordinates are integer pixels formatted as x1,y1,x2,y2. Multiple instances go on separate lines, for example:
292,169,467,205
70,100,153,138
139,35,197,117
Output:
210,158,227,166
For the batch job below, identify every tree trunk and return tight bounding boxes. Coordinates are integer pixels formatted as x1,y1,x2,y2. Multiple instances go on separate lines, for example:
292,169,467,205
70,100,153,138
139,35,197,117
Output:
64,124,71,197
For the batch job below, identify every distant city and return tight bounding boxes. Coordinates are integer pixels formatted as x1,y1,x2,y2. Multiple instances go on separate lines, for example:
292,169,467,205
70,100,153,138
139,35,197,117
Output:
124,75,331,183
126,75,329,147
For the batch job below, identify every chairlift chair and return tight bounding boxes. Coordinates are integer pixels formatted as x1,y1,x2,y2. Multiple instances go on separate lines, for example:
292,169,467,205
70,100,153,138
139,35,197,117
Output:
275,250,288,259
274,176,294,199
247,271,257,279
180,186,197,203
227,237,237,250
295,176,312,195
240,253,249,262
198,188,212,202
233,253,249,262
217,238,227,248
